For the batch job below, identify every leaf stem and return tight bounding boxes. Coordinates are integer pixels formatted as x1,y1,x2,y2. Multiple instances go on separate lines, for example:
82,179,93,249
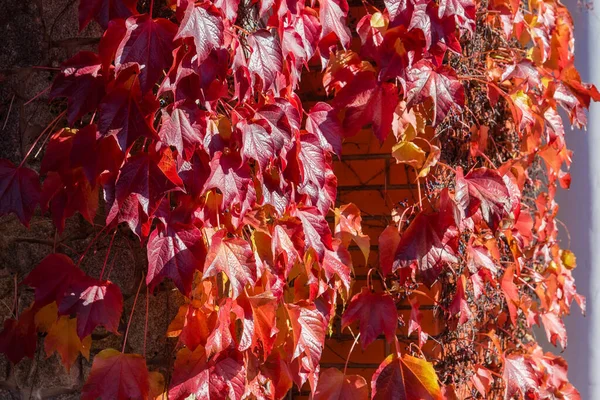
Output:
99,229,117,280
122,275,145,353
343,333,360,375
76,225,108,268
149,0,154,17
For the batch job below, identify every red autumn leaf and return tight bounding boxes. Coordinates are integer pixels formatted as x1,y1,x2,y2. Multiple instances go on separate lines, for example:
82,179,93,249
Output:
203,152,253,211
147,221,207,295
168,346,246,400
205,298,236,355
449,275,471,324
305,102,343,156
314,368,368,400
371,354,442,400
502,353,539,400
50,52,106,126
239,119,276,171
159,102,206,160
292,205,333,261
82,349,149,400
501,265,519,325
106,153,180,225
175,2,224,64
44,316,91,371
286,302,328,369
78,0,137,30
97,77,159,151
406,60,465,126
22,253,85,308
255,103,295,157
540,310,567,350
115,15,178,93
438,0,475,22
471,365,493,397
466,243,498,274
296,133,337,214
0,306,37,364
333,71,399,141
379,225,402,276
58,276,124,338
408,1,462,53
322,242,353,295
455,166,511,232
334,203,370,263
70,125,124,184
238,291,278,355
342,287,397,349
319,0,352,48
204,230,257,299
394,211,459,285
408,296,427,348
0,160,41,227
247,30,283,92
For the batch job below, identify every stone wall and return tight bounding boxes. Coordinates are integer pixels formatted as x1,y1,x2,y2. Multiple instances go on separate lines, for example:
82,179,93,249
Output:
0,1,183,398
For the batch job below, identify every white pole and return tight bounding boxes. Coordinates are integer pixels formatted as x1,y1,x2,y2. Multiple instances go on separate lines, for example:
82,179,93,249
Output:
559,3,600,398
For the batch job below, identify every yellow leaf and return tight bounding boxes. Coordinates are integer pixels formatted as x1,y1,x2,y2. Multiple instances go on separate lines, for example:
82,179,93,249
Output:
44,316,91,371
148,371,166,400
34,302,58,333
561,250,576,270
392,141,426,169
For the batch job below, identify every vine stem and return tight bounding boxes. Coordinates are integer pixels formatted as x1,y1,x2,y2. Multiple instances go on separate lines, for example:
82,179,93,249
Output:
99,230,117,280
24,86,50,106
76,225,108,268
122,275,145,353
143,285,149,357
19,110,66,168
343,333,360,375
149,0,154,17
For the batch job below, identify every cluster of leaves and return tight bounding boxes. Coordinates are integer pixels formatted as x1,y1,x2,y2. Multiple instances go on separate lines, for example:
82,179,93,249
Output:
0,0,597,398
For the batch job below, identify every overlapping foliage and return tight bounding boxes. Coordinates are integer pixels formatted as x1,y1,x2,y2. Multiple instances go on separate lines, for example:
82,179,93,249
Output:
0,0,597,398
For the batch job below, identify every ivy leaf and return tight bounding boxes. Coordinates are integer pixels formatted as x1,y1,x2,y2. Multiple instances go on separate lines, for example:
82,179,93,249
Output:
115,15,178,93
292,206,333,261
204,230,257,299
44,316,91,371
147,221,207,295
238,291,278,355
82,349,149,400
334,203,370,264
168,346,246,400
286,303,327,368
22,253,85,308
342,287,397,349
0,307,37,364
379,225,401,276
305,102,343,156
394,211,459,286
78,0,137,30
319,0,352,48
371,354,442,400
247,30,283,92
175,2,224,64
107,153,180,225
203,152,253,212
455,167,510,232
58,276,123,339
50,52,106,126
314,368,368,400
540,310,567,350
240,120,275,172
296,133,337,214
502,353,539,400
333,71,399,142
159,102,206,161
391,141,427,169
406,60,465,126
0,160,41,227
97,77,159,151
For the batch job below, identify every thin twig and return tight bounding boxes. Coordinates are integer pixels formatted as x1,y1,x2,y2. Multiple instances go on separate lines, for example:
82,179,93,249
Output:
122,275,145,353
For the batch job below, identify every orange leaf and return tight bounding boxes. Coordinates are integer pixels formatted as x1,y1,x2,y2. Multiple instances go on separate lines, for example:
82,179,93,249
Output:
371,354,442,400
44,315,91,371
314,368,368,400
